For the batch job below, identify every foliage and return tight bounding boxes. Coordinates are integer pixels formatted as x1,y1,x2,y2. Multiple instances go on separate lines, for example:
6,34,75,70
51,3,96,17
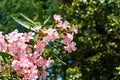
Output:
59,0,120,80
0,0,61,33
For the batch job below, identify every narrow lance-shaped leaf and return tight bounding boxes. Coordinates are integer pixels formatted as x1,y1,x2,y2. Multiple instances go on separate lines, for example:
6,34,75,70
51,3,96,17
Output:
0,52,12,63
12,17,36,32
43,15,51,25
0,52,12,59
48,47,67,65
20,13,36,25
34,34,38,42
25,21,36,27
41,15,51,28
51,52,67,65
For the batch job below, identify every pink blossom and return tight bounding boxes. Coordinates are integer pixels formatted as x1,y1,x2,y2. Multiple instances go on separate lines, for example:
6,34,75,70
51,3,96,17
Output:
57,20,70,30
34,56,46,69
33,26,41,31
64,42,77,53
53,14,62,23
39,71,49,80
12,59,38,80
23,32,35,42
19,53,28,60
46,58,54,68
71,25,78,34
0,66,6,72
5,29,22,43
0,32,7,52
5,30,34,56
5,29,34,43
28,52,39,63
34,40,46,53
61,33,73,44
7,41,28,56
28,52,54,69
44,28,59,42
26,45,32,54
34,56,54,70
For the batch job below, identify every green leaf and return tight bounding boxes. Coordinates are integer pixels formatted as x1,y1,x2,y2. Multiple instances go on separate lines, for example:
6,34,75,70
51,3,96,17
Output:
49,48,67,65
116,67,120,70
43,15,51,25
20,13,36,25
53,53,67,65
12,17,36,32
34,34,38,42
0,67,12,79
38,1,43,23
0,52,12,59
25,21,36,27
41,15,51,28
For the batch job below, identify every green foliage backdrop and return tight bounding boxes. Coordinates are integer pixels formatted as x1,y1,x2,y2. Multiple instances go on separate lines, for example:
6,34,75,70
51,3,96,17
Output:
0,0,61,33
60,0,120,79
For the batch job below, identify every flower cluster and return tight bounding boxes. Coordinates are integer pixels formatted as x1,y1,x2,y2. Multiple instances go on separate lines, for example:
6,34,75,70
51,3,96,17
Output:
0,14,77,80
0,29,54,80
53,14,77,53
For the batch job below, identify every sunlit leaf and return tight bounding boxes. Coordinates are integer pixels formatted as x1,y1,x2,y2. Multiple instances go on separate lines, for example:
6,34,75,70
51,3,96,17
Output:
34,34,38,42
51,52,67,65
0,52,12,59
12,17,36,32
0,67,12,79
20,13,36,25
41,15,51,28
49,48,67,65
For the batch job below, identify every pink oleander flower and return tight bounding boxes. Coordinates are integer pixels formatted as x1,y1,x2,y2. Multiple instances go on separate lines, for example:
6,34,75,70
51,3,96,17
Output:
33,26,41,31
5,29,22,43
19,53,28,60
5,29,34,43
38,71,49,80
12,59,38,80
34,40,46,53
61,33,73,45
22,65,38,80
34,56,54,70
71,25,78,34
53,14,62,23
28,52,54,70
7,41,28,56
28,52,39,63
44,28,59,42
0,32,7,52
5,30,34,55
64,42,77,53
56,20,70,30
46,58,54,68
23,32,35,42
0,65,6,72
34,57,46,68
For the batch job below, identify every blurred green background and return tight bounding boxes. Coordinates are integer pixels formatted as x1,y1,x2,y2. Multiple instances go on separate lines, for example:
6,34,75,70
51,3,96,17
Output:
0,0,120,80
